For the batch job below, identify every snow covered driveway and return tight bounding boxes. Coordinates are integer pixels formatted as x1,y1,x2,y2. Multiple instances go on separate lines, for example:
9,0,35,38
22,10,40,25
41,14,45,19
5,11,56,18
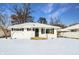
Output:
0,38,79,55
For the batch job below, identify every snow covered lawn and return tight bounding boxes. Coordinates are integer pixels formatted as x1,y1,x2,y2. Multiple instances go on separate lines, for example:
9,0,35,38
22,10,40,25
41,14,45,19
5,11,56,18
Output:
0,38,79,55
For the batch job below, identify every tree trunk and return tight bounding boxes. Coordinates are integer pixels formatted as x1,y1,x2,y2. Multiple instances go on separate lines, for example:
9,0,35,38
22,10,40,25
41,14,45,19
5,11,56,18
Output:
0,26,7,39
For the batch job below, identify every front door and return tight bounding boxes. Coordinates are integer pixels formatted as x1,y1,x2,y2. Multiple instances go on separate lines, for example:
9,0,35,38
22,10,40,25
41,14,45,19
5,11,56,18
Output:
35,28,39,37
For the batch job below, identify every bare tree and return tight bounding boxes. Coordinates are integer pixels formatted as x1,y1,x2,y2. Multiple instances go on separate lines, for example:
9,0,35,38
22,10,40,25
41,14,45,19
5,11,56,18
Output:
10,3,34,25
50,17,54,25
54,17,61,25
50,17,66,28
0,13,8,39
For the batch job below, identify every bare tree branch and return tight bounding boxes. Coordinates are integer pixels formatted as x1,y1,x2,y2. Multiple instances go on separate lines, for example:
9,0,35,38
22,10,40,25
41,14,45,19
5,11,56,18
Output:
10,3,34,25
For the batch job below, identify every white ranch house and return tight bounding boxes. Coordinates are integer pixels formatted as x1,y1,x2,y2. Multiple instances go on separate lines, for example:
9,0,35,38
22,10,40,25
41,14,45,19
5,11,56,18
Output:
9,23,61,39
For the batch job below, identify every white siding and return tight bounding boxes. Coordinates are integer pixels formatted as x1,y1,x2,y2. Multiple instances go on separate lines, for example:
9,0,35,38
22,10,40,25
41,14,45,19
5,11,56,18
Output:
60,32,79,38
39,28,57,39
11,29,35,39
39,28,46,38
47,29,57,39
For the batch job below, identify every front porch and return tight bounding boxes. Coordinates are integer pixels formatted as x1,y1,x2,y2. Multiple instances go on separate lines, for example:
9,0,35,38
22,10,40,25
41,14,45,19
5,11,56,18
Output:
32,27,57,39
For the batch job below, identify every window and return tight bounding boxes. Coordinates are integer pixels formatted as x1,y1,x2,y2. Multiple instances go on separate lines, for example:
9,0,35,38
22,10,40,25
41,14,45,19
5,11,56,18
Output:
51,29,54,34
41,28,45,34
20,28,24,31
46,29,50,34
46,28,54,34
70,29,79,32
12,28,13,31
33,28,35,31
11,28,24,31
27,28,31,31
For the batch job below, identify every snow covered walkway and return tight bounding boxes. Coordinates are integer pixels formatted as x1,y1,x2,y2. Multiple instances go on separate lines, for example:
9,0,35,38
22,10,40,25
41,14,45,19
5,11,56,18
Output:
0,38,79,55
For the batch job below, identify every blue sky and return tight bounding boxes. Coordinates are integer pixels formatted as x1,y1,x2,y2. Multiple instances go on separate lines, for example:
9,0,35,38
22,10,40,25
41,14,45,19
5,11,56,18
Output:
30,3,79,25
0,3,79,25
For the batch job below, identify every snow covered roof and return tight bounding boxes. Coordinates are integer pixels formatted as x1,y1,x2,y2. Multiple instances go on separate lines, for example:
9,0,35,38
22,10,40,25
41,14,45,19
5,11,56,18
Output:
59,23,79,31
59,29,70,32
66,24,79,30
9,23,61,29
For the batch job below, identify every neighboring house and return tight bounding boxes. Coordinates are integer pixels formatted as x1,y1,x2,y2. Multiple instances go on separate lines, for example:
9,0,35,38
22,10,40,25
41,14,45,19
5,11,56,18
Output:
59,23,79,39
9,23,61,39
